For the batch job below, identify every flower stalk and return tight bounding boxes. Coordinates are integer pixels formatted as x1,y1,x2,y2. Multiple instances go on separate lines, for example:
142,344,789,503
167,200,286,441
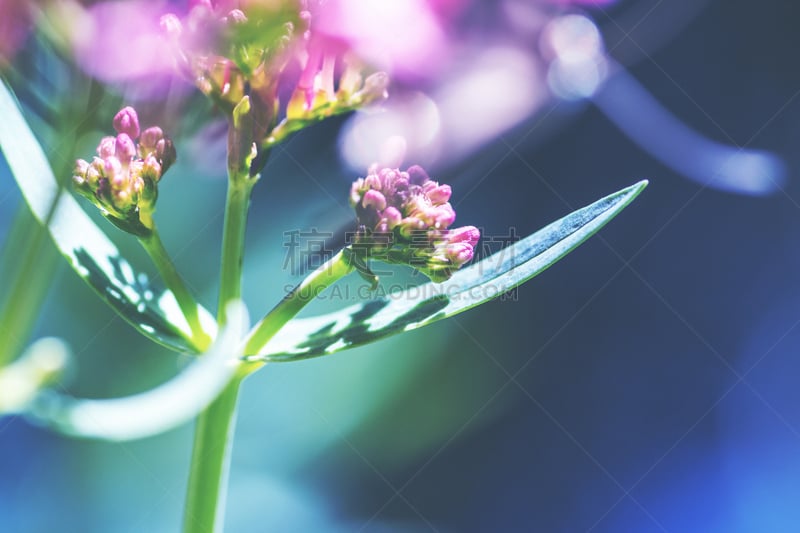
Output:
183,101,259,532
244,249,354,356
139,230,211,351
183,370,245,533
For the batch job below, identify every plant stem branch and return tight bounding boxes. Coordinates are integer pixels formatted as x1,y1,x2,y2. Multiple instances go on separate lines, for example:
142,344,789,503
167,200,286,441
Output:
244,249,353,356
140,230,211,351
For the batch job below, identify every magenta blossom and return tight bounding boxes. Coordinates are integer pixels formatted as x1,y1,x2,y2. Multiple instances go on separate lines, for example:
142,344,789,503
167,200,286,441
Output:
349,165,480,283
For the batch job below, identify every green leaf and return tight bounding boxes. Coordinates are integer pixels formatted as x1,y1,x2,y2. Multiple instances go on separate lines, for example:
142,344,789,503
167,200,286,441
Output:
247,180,648,363
26,301,247,441
0,81,215,352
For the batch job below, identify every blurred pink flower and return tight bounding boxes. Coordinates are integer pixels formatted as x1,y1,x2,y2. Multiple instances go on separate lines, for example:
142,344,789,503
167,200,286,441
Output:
72,0,175,84
547,0,618,6
0,0,33,67
310,0,455,80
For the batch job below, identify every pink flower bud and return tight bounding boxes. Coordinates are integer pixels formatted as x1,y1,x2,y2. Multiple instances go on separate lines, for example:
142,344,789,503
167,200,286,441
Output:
97,136,116,158
445,243,474,265
350,179,365,206
383,206,402,228
142,155,162,180
433,206,456,228
88,159,103,186
115,134,137,161
427,184,451,204
113,107,140,139
362,189,387,210
139,126,164,151
446,225,481,247
364,174,381,190
75,159,89,175
407,165,430,186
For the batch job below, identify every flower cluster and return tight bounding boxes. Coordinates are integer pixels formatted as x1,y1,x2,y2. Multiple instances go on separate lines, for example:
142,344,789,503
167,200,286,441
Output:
160,2,290,119
349,165,480,283
72,107,176,236
159,0,388,153
283,0,389,124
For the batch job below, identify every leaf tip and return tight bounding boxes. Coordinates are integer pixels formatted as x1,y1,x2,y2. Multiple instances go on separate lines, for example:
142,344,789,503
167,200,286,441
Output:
617,179,649,205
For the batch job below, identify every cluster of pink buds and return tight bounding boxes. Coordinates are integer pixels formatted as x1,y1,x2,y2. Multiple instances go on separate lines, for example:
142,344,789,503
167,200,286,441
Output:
73,107,176,236
349,165,480,283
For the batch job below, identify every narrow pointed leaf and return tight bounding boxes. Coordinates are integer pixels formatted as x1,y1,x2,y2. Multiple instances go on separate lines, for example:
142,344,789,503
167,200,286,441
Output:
0,81,214,352
248,181,647,363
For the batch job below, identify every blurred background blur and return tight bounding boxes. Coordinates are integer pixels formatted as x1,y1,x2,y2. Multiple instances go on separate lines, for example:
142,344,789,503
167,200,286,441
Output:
3,0,800,531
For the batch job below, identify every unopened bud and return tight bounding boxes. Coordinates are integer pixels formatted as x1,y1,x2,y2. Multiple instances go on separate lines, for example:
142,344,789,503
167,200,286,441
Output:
445,225,481,247
427,184,452,204
349,165,480,283
139,126,164,152
97,136,116,158
115,134,137,161
113,106,140,139
142,155,162,180
73,106,177,235
362,189,387,211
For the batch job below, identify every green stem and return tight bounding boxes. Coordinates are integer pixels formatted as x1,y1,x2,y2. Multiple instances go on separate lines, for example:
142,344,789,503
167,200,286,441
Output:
140,230,211,351
182,371,244,533
217,177,254,325
181,250,352,531
182,168,254,533
244,249,353,355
